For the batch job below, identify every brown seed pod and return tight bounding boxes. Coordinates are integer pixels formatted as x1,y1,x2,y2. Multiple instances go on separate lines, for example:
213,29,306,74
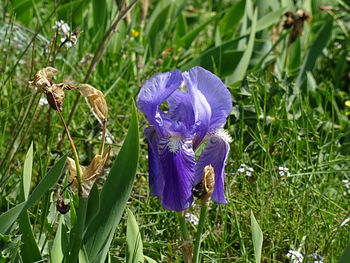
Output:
192,165,215,205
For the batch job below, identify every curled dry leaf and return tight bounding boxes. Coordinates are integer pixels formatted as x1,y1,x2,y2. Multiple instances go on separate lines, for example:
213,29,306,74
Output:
66,151,109,198
201,165,215,204
28,67,59,93
79,84,108,121
29,67,77,111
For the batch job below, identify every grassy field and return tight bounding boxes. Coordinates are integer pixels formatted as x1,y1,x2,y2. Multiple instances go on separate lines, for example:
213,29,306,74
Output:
1,0,350,262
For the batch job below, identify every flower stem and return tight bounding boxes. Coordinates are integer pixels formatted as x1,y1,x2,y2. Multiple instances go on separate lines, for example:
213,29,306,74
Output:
56,110,83,196
192,203,208,263
177,212,192,263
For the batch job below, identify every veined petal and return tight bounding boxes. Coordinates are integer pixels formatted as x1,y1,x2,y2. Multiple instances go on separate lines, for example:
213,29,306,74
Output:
136,70,183,136
158,138,195,211
194,133,230,204
186,67,232,131
182,70,212,149
144,127,164,196
167,89,195,131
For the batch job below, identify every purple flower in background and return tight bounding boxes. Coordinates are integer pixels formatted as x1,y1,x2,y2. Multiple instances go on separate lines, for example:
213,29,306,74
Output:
137,66,232,211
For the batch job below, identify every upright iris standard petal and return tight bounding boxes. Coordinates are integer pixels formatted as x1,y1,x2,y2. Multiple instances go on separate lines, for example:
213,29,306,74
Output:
136,70,183,136
144,127,164,196
167,89,195,131
158,138,195,211
182,71,212,149
194,134,230,204
186,67,232,130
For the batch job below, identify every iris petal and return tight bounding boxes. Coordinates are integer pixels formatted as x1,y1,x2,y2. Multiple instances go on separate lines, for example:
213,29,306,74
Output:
194,135,230,204
186,67,232,130
136,70,183,136
182,70,212,149
158,138,195,211
167,89,195,131
144,127,164,196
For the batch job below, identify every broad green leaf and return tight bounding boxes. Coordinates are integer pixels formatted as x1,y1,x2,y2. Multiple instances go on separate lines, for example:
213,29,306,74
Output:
84,101,139,263
0,202,26,234
228,9,257,84
178,14,220,49
175,12,187,38
51,218,64,263
0,155,67,234
145,0,172,57
22,142,33,201
255,8,286,32
219,0,245,36
85,184,100,229
251,211,263,263
295,19,333,88
18,212,41,262
126,208,144,263
339,244,350,263
92,0,107,36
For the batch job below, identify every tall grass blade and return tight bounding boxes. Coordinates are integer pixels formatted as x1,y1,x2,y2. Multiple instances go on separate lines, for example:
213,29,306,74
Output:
84,101,139,262
0,155,67,234
126,208,144,263
51,218,64,263
251,211,263,263
22,142,33,201
295,19,333,89
228,9,257,84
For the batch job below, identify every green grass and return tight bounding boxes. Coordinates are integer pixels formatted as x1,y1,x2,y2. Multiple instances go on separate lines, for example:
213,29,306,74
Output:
1,0,350,262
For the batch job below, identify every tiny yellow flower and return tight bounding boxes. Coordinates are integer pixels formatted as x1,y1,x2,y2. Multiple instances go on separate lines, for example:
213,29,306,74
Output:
345,100,350,107
131,29,140,37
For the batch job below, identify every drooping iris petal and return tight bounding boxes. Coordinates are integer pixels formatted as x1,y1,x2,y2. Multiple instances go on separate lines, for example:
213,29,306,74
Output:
136,70,183,136
182,70,212,149
158,138,195,211
194,135,230,204
144,127,164,196
186,67,232,131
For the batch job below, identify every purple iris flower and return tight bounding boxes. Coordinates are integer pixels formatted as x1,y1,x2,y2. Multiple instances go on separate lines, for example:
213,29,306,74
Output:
137,66,232,211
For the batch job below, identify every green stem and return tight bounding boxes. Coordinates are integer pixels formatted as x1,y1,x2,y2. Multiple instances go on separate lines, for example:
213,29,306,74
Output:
193,204,208,263
56,110,83,195
177,212,192,263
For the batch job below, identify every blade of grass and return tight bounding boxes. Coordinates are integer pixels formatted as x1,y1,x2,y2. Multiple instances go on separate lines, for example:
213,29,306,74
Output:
126,208,144,263
251,211,263,263
227,8,257,84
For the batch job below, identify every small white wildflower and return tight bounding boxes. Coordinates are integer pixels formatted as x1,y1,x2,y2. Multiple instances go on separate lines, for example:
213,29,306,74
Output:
39,97,48,106
342,179,350,195
307,253,324,263
237,164,254,177
286,250,304,263
53,20,70,35
278,166,291,177
184,213,199,225
98,131,114,144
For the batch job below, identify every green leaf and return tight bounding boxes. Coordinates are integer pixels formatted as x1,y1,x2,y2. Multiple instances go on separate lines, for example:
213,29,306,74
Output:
255,8,286,32
84,101,139,263
126,208,144,263
145,0,172,57
228,8,258,84
251,211,263,263
295,19,333,88
339,244,350,263
22,142,33,201
178,14,220,49
18,213,42,262
219,0,245,36
51,218,64,263
0,155,67,234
